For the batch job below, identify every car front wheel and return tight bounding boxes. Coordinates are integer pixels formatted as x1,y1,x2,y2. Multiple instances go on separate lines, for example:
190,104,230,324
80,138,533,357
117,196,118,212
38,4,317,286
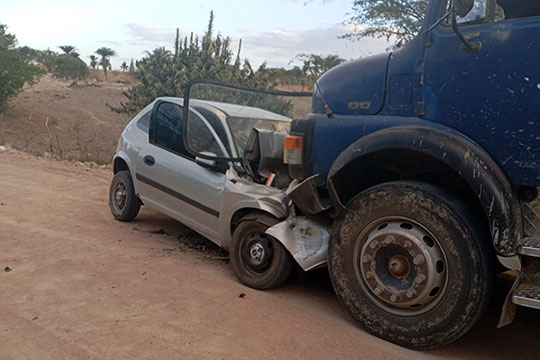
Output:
230,214,294,290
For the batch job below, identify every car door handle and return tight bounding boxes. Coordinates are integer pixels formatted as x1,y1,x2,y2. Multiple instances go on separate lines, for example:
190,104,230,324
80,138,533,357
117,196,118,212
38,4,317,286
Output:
143,155,155,166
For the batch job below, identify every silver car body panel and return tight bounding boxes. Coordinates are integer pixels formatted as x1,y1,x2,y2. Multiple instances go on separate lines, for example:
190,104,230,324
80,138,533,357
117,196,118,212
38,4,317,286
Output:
265,216,331,271
114,97,331,270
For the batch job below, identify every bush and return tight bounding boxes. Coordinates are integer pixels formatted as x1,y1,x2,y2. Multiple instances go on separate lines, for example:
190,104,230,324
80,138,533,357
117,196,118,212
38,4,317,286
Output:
110,12,283,115
0,24,43,111
53,54,89,81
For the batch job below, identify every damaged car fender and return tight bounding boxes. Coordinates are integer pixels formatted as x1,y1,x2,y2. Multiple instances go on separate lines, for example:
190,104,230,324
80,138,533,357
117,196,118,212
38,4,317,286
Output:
218,169,290,250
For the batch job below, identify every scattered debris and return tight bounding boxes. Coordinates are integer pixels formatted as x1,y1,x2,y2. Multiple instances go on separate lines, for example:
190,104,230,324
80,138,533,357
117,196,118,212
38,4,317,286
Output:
4,266,12,272
238,293,246,298
32,316,39,321
0,146,6,152
163,248,175,252
208,256,229,261
142,271,147,276
150,229,168,235
0,203,5,206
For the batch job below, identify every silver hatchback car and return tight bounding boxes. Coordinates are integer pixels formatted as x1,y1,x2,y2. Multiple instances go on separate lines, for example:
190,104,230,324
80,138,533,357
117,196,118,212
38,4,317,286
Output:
109,96,328,289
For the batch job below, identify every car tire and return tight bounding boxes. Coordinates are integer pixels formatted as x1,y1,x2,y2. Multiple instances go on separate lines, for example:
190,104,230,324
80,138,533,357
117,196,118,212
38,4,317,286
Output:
328,181,493,349
109,170,141,222
230,214,294,290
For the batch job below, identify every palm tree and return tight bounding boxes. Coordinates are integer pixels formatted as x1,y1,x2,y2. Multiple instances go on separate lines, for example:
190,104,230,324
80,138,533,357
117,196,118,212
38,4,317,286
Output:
95,47,117,80
297,53,345,80
58,45,79,57
88,55,98,69
120,61,128,72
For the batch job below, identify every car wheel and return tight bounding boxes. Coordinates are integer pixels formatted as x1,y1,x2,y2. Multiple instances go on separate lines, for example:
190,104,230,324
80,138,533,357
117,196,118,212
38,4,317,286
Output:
109,170,141,222
230,214,294,290
328,181,493,349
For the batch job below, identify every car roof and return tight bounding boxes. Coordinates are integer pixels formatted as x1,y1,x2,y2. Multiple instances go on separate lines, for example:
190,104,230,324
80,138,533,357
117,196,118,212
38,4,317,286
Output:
156,97,291,122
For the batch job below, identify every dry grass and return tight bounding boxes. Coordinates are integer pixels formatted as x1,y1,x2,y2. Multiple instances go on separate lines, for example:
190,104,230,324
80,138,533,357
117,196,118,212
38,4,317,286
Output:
0,75,131,165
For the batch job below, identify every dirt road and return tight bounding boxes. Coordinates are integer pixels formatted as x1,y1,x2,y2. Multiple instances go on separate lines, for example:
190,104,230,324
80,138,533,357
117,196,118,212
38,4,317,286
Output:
1,150,539,359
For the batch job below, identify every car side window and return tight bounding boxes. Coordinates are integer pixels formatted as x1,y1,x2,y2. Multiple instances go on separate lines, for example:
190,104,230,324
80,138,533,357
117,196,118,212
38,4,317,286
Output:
187,115,225,157
150,102,191,158
137,110,151,133
193,107,232,155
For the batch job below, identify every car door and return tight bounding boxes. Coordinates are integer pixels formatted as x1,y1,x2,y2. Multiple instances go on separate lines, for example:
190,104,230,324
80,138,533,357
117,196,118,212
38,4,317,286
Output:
423,0,540,185
135,100,228,244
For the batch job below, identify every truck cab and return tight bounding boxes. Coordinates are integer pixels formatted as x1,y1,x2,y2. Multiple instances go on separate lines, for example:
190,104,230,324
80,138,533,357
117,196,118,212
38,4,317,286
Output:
286,0,540,349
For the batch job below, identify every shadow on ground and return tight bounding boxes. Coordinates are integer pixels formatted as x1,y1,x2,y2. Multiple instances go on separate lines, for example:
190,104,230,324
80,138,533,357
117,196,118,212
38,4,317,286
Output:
130,209,540,359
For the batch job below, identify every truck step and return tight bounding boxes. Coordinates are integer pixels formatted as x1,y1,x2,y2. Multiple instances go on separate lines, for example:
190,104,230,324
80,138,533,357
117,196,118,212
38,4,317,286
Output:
512,283,540,310
518,235,540,258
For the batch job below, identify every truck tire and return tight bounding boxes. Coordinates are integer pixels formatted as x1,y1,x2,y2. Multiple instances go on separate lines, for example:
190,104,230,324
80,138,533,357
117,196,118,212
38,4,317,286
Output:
328,181,493,349
230,214,293,290
109,170,141,222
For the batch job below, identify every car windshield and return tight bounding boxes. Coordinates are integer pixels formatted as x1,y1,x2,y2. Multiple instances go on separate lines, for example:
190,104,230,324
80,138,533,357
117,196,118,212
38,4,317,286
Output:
226,116,290,156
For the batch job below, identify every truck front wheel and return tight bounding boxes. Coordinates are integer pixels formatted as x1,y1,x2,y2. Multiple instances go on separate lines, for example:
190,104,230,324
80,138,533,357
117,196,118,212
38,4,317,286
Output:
328,181,493,349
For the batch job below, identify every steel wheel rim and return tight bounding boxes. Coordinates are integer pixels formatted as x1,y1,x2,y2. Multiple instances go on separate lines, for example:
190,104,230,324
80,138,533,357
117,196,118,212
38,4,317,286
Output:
352,217,448,317
240,232,274,275
112,181,127,212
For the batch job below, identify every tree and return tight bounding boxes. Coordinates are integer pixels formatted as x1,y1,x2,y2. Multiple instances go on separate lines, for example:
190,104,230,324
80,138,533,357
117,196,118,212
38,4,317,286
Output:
36,49,58,72
110,12,283,115
128,58,136,73
95,47,117,80
120,61,128,72
88,55,98,69
58,45,79,57
341,0,428,45
296,53,346,80
53,55,89,81
0,24,43,111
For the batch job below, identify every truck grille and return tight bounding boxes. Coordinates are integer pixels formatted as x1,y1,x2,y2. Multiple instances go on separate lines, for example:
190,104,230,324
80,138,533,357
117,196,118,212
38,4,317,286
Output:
523,190,540,237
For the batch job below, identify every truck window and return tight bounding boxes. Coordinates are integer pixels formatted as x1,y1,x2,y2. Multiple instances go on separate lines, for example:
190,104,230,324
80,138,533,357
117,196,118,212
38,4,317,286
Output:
496,0,540,20
445,0,540,25
444,0,487,25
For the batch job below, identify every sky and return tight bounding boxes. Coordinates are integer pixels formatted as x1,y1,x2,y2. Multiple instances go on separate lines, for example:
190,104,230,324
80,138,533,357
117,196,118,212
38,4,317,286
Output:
1,0,390,69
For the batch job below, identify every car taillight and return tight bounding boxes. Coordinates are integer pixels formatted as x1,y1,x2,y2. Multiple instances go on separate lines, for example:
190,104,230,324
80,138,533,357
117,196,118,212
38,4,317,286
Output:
284,135,302,165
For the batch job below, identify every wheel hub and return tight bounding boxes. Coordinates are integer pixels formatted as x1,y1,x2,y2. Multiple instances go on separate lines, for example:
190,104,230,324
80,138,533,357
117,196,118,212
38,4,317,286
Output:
249,243,266,266
388,255,410,278
242,235,273,272
355,219,448,316
114,183,127,210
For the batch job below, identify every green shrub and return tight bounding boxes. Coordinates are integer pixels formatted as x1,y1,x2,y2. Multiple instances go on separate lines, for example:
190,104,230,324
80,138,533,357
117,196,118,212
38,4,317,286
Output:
53,54,89,81
0,24,43,111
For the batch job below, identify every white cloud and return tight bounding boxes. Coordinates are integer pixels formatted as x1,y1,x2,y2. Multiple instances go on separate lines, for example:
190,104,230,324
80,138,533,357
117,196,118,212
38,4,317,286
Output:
125,23,177,46
238,24,391,68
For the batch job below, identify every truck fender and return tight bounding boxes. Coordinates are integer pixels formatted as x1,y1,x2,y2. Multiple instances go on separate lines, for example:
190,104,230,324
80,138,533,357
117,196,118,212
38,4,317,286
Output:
327,125,522,256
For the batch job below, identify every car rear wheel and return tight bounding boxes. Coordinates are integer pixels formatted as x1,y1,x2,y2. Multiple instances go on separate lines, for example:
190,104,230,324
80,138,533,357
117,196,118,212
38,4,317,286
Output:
109,170,141,222
230,214,293,290
328,181,493,349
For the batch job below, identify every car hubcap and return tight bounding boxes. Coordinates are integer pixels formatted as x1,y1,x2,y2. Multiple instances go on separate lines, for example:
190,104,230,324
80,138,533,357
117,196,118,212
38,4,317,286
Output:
113,182,127,211
242,234,273,274
354,218,448,316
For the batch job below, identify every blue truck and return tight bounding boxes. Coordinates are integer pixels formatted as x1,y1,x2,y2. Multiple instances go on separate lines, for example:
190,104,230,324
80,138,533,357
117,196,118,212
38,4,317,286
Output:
175,0,540,350
284,0,540,349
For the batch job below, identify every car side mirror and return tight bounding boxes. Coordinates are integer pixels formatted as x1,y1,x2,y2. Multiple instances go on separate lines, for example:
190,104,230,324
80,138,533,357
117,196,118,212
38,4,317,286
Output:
195,151,218,168
454,0,474,17
195,151,228,173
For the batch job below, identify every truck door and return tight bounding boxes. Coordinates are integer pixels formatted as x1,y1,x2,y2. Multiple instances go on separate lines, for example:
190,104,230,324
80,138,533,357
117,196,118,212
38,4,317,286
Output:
423,0,540,185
